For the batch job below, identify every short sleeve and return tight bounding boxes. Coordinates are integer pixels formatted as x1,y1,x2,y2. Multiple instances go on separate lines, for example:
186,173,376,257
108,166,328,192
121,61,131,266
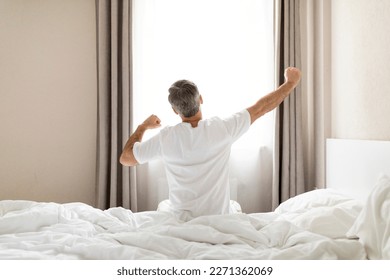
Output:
222,109,251,142
132,133,162,164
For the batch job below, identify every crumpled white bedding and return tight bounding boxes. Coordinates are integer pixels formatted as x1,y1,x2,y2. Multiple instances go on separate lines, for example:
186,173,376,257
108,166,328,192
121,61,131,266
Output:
0,190,368,260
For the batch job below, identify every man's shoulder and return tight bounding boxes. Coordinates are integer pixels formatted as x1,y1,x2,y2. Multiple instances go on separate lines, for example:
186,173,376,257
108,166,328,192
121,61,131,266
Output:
211,110,250,125
159,123,187,135
203,115,224,124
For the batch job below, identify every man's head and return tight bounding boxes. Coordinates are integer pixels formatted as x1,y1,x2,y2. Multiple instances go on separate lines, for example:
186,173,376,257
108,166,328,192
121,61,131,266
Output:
168,80,201,118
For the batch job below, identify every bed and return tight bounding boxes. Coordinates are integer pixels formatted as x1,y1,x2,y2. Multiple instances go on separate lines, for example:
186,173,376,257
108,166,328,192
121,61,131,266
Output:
0,138,389,260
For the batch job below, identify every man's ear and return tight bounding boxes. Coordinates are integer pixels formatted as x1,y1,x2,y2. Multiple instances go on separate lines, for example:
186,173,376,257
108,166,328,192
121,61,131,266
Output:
199,95,203,104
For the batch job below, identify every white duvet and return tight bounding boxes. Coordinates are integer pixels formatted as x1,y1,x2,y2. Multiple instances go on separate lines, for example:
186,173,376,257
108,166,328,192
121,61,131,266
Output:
0,188,370,260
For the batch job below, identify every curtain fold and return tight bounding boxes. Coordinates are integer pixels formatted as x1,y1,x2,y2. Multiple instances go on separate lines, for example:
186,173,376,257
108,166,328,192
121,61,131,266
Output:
95,0,137,211
301,0,332,191
272,0,305,210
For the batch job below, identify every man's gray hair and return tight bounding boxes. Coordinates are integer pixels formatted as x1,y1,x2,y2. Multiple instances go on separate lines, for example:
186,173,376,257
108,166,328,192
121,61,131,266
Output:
168,80,200,118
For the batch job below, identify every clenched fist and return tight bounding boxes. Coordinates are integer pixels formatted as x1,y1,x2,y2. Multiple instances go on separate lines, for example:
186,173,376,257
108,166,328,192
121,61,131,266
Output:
284,67,301,86
141,114,161,129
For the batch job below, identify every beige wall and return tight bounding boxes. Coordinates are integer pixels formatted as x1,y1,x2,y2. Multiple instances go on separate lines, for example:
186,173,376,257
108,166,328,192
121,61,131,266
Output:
0,0,97,205
296,0,390,190
331,0,390,141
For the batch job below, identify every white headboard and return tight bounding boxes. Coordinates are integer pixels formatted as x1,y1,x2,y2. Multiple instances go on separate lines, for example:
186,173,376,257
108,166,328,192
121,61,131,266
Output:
326,138,390,202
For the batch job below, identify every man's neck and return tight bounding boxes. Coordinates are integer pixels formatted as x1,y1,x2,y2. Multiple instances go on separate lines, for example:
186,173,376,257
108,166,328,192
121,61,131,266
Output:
181,111,202,128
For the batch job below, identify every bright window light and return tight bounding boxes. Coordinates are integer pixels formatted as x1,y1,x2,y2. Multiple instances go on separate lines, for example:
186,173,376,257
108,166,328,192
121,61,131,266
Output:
133,0,274,149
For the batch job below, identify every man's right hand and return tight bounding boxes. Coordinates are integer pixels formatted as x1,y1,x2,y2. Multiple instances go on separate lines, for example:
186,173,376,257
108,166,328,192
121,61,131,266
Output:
141,114,161,130
120,114,161,167
284,67,301,86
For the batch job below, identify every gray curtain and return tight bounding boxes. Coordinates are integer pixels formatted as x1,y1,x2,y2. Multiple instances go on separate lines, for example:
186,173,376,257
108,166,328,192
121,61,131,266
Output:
272,0,305,210
95,0,137,211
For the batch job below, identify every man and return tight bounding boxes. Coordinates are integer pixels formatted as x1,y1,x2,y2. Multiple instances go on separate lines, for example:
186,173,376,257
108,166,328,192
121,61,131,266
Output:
120,67,301,221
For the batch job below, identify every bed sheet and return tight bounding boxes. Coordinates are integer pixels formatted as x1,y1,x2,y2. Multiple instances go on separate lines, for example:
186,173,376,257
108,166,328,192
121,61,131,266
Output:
0,192,367,260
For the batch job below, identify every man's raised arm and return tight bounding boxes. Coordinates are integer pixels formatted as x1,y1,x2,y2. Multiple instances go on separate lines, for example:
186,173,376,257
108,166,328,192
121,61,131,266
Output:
119,114,161,166
246,67,301,124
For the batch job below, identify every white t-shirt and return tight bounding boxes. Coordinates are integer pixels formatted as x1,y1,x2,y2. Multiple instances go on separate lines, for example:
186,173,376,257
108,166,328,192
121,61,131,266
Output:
133,109,251,220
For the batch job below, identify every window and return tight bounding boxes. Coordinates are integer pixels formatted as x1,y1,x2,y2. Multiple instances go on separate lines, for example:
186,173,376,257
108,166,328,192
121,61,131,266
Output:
133,0,274,212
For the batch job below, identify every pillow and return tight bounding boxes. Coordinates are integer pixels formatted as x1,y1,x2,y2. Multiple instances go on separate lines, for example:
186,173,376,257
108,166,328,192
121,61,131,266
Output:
275,188,358,214
275,189,363,238
347,174,390,259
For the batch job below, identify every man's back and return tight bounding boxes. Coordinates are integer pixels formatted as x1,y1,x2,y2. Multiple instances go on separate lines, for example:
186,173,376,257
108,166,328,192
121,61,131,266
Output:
133,110,251,220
